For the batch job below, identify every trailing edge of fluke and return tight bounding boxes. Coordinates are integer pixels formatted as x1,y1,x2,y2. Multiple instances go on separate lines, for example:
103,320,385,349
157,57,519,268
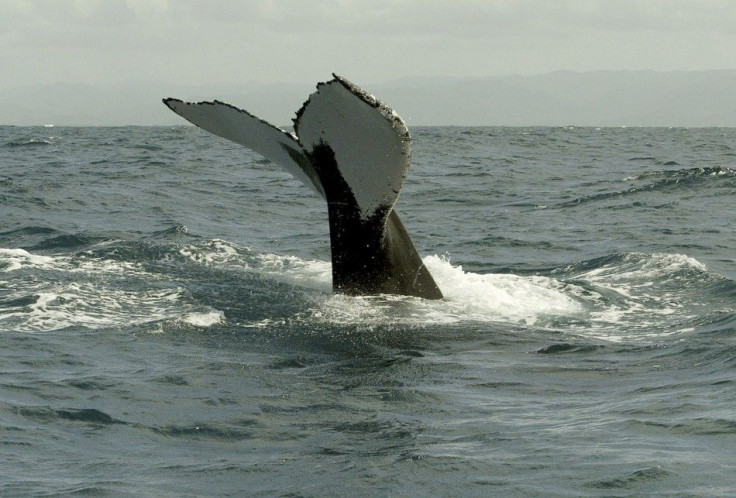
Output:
163,74,443,299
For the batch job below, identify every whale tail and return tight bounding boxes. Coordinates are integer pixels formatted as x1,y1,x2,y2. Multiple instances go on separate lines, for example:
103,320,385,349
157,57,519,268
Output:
163,74,442,299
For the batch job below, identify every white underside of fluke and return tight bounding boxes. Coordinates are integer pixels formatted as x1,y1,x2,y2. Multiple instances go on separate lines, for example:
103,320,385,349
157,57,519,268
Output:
163,98,322,196
294,76,411,217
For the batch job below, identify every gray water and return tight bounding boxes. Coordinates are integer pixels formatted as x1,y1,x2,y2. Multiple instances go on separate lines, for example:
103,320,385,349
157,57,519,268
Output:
1,125,735,496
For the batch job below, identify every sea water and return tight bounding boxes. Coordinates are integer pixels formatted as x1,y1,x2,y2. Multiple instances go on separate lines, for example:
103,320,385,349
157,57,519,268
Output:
1,125,735,496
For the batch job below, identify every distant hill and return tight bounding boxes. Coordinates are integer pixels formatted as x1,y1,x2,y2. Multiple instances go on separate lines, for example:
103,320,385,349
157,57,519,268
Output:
2,70,735,126
375,70,736,127
0,80,315,128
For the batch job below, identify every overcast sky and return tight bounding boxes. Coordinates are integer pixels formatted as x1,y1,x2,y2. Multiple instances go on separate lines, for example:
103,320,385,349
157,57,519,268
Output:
2,0,736,89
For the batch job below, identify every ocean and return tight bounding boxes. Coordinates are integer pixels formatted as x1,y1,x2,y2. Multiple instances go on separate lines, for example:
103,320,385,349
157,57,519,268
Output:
1,124,734,496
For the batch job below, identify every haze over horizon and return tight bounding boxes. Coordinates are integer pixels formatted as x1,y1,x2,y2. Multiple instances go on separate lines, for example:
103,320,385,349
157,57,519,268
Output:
2,1,736,125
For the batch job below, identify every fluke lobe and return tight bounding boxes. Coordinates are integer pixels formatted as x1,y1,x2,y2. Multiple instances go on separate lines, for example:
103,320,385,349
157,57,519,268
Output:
163,74,442,299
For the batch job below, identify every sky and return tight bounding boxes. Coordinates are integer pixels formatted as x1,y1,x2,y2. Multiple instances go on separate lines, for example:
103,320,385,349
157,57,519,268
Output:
2,0,736,90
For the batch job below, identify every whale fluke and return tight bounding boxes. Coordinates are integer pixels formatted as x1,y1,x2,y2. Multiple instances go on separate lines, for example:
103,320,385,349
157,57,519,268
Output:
163,74,442,299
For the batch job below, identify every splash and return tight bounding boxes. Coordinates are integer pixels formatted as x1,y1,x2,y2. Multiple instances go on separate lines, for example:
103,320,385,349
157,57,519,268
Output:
166,243,585,328
301,255,584,328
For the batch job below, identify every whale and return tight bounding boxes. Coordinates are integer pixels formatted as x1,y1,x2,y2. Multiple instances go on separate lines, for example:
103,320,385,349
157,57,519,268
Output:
163,74,443,299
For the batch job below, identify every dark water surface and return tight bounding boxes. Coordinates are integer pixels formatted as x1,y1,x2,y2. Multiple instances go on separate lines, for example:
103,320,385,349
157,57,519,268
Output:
1,125,735,496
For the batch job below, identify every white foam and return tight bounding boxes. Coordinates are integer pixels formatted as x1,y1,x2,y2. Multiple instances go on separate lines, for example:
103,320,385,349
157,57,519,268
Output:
180,310,225,327
0,248,55,272
0,283,187,332
254,253,332,291
177,239,240,265
0,248,221,333
175,241,332,291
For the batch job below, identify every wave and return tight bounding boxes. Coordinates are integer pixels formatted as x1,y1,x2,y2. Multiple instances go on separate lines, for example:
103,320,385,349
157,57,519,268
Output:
560,166,735,207
1,236,731,344
622,166,735,184
559,252,733,342
0,227,107,253
0,246,214,333
13,406,126,426
3,138,56,148
627,156,680,166
167,242,587,328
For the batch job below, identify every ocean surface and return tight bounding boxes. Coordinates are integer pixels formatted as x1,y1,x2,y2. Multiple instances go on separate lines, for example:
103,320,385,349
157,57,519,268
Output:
1,124,734,496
